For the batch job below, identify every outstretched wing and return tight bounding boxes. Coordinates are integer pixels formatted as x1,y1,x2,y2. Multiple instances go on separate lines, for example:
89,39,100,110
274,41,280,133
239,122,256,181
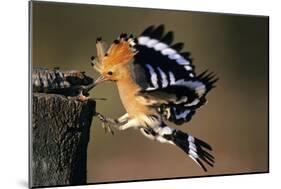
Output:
131,25,218,125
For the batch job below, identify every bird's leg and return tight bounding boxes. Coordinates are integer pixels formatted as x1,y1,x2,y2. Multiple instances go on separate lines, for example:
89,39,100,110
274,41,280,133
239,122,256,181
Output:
95,113,129,135
118,118,140,131
118,114,162,131
117,113,130,123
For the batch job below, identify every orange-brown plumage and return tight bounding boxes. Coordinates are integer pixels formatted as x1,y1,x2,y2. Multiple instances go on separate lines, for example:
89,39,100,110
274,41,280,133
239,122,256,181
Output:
92,26,216,172
105,40,134,66
115,65,156,117
93,36,153,118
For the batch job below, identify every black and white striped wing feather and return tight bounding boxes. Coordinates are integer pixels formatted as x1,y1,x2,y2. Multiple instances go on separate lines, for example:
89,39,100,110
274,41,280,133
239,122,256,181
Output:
131,25,218,125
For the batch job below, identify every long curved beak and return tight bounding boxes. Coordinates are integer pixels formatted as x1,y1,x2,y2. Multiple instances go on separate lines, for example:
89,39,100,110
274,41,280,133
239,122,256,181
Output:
94,75,106,86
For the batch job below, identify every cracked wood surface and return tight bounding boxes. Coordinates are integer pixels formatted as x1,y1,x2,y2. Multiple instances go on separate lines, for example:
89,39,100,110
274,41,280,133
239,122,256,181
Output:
31,93,95,188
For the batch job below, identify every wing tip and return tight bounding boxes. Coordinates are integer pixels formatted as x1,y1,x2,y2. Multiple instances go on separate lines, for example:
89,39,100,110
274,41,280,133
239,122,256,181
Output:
198,70,219,91
141,25,156,36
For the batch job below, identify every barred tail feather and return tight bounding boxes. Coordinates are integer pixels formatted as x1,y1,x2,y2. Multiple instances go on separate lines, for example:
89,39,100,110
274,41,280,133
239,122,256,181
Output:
162,129,214,171
139,123,214,171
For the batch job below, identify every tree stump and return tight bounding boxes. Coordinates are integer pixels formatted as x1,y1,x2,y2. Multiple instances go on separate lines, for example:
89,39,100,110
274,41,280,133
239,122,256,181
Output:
31,93,95,188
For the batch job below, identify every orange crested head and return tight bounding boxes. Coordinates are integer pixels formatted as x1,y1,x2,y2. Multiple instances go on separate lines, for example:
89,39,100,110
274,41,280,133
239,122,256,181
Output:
91,33,137,82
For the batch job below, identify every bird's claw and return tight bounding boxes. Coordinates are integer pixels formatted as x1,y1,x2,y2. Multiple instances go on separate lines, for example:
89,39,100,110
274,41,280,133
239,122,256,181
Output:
101,122,114,135
95,113,117,135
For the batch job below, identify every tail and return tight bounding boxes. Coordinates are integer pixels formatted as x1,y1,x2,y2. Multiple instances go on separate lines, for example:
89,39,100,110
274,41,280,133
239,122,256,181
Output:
141,126,214,171
168,129,214,171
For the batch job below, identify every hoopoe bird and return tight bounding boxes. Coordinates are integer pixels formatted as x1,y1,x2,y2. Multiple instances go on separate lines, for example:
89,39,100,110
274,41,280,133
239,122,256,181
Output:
91,25,218,171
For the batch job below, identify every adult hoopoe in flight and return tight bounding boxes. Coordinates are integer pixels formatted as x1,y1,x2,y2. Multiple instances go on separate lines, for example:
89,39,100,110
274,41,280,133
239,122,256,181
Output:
91,25,218,171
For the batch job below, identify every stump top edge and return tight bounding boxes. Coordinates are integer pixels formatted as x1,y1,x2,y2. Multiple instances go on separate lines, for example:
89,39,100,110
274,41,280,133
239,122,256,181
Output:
33,93,96,106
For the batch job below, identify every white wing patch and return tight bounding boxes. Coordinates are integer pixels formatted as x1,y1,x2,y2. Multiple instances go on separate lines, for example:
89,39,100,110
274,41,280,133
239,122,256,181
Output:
137,36,192,67
173,80,206,96
161,48,177,56
168,53,181,60
174,107,191,119
138,36,150,45
145,64,159,89
169,72,176,84
154,42,168,51
157,67,168,87
184,65,193,71
185,98,200,107
146,39,159,48
176,58,190,65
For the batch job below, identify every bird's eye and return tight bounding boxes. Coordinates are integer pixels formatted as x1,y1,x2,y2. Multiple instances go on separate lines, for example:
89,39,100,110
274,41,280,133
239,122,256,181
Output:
107,71,113,75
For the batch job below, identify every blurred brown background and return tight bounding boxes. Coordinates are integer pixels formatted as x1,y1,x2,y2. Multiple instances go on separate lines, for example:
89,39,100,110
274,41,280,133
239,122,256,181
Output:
32,1,269,183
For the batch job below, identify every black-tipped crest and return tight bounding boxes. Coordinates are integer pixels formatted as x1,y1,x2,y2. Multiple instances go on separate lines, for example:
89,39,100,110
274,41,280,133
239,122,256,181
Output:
120,33,128,39
96,37,102,43
113,39,120,44
134,37,138,43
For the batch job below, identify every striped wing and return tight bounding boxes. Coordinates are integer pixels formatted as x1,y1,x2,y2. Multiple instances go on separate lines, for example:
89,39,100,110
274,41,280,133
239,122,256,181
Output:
131,25,218,125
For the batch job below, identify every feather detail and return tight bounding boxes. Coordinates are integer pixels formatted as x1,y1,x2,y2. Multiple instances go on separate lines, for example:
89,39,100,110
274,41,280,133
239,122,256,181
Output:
132,25,218,125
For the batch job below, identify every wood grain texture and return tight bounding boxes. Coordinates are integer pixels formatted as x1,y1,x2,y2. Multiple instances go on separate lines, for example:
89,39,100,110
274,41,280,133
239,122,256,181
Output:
31,93,95,188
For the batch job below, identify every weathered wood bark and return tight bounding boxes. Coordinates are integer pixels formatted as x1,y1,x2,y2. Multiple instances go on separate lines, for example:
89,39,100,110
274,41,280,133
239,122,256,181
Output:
31,93,95,188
